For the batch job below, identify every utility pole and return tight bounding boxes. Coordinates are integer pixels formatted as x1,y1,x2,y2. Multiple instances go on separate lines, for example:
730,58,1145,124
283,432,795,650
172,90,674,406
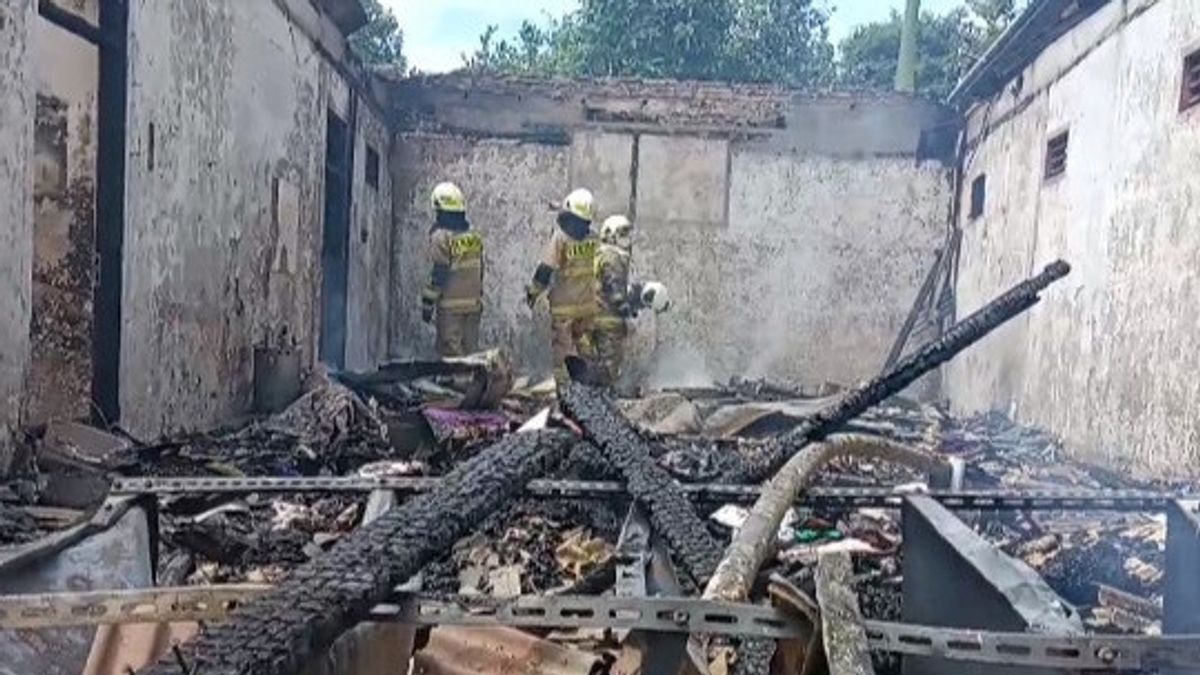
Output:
895,0,920,93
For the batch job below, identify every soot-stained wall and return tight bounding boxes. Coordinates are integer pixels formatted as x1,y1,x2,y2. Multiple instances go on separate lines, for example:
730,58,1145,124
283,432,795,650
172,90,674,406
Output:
946,0,1200,476
120,0,390,438
386,76,955,387
0,0,35,471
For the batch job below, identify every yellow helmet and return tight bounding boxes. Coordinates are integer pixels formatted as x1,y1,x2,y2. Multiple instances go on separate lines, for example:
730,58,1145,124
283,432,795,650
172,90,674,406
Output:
562,188,595,222
431,182,466,213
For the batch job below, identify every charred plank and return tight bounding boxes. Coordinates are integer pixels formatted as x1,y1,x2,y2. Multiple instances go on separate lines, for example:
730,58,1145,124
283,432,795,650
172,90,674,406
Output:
140,430,572,675
559,382,723,586
727,260,1070,484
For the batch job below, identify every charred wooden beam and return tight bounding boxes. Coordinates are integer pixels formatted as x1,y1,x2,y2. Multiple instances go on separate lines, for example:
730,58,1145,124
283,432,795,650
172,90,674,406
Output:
559,382,724,587
140,430,573,675
726,260,1070,484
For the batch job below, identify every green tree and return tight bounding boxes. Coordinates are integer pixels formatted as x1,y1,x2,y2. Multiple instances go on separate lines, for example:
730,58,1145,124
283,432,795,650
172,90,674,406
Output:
838,0,1021,100
838,9,977,100
569,0,737,79
465,0,836,87
349,0,407,68
465,18,584,76
724,0,836,87
967,0,1019,42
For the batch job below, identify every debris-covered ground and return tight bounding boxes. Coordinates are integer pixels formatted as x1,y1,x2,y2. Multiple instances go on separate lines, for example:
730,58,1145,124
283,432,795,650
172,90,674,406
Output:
0,352,1175,673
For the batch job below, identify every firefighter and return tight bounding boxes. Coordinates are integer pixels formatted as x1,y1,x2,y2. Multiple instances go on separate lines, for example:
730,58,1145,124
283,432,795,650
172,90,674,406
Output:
526,188,599,383
421,182,484,357
592,215,672,387
592,215,636,387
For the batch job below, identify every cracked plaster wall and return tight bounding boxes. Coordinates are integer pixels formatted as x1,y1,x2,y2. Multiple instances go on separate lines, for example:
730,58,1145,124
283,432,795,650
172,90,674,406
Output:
29,16,98,425
946,0,1200,475
121,0,389,438
0,0,35,472
388,78,953,386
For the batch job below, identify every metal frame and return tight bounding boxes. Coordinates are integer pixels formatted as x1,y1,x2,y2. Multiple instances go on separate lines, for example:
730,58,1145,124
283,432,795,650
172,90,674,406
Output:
108,475,1183,511
1165,500,1200,675
0,586,805,640
0,497,146,576
612,504,689,675
865,620,1200,671
901,495,1082,675
8,585,1200,671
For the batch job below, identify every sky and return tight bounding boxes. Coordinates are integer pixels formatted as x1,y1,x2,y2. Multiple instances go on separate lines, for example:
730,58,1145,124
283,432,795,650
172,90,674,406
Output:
385,0,965,74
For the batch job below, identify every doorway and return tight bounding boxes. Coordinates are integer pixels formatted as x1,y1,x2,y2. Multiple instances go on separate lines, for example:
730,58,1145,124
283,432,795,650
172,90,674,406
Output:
30,0,127,427
320,109,353,370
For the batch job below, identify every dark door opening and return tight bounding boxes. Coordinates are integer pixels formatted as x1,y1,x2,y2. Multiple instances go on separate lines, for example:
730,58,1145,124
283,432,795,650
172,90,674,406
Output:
320,109,353,369
32,0,127,427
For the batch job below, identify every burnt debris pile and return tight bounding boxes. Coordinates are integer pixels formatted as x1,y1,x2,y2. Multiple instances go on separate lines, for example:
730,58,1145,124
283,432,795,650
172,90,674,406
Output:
6,259,1188,674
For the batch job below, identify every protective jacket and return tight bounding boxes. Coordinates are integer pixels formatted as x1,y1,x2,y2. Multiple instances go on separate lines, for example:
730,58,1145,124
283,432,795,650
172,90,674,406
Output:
422,214,484,314
530,214,598,319
594,243,641,328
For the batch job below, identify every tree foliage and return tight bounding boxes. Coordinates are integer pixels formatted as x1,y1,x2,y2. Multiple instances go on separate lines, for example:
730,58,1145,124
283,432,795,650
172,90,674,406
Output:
465,0,835,88
463,18,584,76
839,9,973,100
349,0,407,69
968,0,1019,42
839,0,1020,99
724,0,836,88
465,0,1020,99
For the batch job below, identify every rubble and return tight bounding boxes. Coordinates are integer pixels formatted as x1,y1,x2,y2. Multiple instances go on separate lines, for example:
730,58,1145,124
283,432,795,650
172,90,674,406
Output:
108,376,394,479
423,499,623,597
2,257,1180,675
0,502,40,546
143,429,574,675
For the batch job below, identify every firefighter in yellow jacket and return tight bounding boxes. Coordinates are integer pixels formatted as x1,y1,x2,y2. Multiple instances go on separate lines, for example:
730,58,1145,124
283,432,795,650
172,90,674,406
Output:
592,215,672,387
592,215,636,387
422,182,484,357
525,188,599,383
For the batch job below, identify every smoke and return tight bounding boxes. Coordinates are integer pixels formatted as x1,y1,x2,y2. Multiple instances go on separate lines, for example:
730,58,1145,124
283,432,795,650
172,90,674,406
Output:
643,342,716,390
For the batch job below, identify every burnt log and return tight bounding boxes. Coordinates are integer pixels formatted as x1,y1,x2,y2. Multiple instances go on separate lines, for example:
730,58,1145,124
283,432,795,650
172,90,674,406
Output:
726,260,1070,484
140,429,572,675
559,382,724,587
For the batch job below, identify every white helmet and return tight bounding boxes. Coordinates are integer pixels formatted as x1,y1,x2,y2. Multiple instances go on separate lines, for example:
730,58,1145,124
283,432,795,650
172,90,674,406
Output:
431,182,466,213
562,188,595,222
641,281,671,313
600,215,633,249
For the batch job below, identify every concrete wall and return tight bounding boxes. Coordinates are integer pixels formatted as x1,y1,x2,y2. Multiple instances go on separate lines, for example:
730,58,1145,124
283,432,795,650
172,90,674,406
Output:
120,0,390,438
387,76,954,385
391,137,566,365
946,0,1200,475
0,0,34,470
29,16,97,425
346,105,393,371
